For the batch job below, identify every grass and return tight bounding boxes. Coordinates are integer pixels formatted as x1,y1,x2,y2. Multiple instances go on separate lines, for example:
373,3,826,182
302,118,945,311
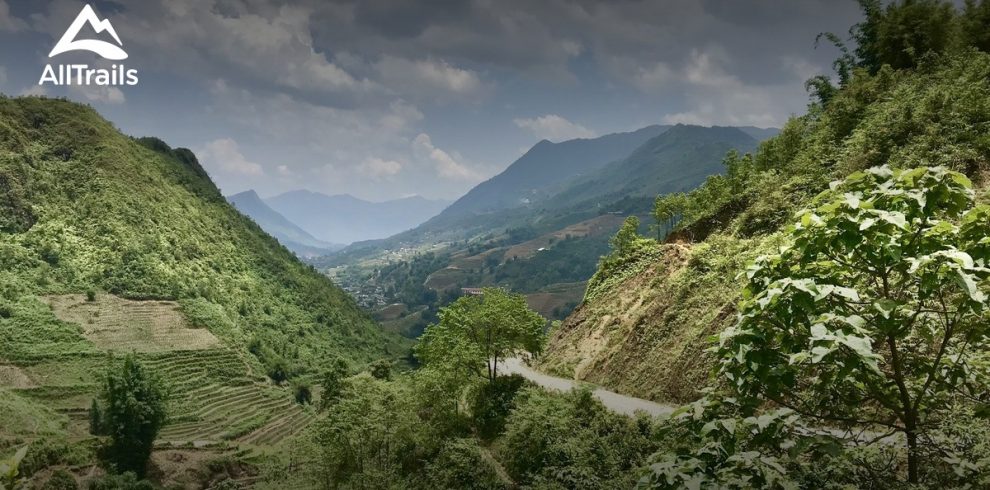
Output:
0,389,66,437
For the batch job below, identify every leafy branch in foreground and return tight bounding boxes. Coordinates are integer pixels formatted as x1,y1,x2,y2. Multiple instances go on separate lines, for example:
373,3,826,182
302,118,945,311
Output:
0,446,28,490
717,166,990,484
642,166,990,488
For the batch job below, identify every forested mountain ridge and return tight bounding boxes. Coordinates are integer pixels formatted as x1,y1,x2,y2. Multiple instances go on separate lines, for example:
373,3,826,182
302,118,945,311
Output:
542,124,758,210
228,189,342,257
435,124,669,219
0,97,407,470
540,48,990,404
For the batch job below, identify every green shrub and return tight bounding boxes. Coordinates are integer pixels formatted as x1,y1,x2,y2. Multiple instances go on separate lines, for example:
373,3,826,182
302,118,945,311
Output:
20,439,92,476
292,382,312,405
369,359,392,381
42,469,78,490
85,472,154,490
471,374,526,440
500,387,656,488
94,356,166,478
424,438,507,490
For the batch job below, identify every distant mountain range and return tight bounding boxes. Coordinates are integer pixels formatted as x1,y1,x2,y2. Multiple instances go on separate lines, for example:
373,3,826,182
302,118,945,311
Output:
402,124,767,243
316,123,776,335
439,124,669,218
263,191,451,246
227,190,343,257
543,124,759,210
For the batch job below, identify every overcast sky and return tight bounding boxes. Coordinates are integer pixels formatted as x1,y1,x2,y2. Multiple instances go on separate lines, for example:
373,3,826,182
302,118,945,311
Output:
0,0,863,201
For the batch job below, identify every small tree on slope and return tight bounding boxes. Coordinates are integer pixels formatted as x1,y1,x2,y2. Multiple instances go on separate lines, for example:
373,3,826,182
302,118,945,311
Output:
717,166,990,484
93,355,167,478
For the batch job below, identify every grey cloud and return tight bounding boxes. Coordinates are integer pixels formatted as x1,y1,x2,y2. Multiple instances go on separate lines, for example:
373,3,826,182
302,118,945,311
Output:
2,0,871,200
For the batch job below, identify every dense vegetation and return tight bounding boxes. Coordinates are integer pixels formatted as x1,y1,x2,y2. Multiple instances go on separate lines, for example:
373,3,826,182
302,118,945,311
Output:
538,0,990,487
0,96,403,487
706,166,990,486
0,96,404,373
258,295,658,489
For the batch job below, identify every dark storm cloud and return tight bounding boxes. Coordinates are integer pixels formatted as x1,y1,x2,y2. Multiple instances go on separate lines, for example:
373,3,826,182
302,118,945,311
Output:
0,0,867,200
350,0,471,39
308,0,860,86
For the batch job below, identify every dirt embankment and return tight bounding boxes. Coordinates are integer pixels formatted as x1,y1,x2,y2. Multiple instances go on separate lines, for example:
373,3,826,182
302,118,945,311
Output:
539,242,742,404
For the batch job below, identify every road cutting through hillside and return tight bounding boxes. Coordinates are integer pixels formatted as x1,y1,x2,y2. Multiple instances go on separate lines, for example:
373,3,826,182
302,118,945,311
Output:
498,357,675,417
500,357,898,446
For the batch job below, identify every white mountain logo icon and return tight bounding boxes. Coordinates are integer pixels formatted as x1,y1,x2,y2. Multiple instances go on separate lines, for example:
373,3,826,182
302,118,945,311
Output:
49,4,127,60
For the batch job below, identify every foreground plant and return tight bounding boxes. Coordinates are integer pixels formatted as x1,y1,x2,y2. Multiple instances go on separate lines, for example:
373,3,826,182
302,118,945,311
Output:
0,446,28,490
717,165,990,483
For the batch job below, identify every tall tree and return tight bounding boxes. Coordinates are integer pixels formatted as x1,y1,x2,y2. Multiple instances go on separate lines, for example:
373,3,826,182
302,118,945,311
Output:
717,166,990,483
93,355,167,478
653,195,687,240
962,0,990,53
416,288,546,387
853,0,956,73
610,216,642,255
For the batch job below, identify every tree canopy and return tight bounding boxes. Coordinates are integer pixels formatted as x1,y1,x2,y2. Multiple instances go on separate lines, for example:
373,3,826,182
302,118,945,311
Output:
416,288,546,386
717,165,990,483
92,355,167,478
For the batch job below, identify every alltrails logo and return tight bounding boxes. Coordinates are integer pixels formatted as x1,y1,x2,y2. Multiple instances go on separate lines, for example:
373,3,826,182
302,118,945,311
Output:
39,4,138,87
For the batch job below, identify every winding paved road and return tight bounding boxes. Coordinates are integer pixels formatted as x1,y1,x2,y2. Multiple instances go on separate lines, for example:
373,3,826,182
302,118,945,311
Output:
498,357,675,417
499,358,897,445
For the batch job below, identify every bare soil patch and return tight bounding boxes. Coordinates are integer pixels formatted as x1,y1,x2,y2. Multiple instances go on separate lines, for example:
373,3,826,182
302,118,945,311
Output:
43,294,220,353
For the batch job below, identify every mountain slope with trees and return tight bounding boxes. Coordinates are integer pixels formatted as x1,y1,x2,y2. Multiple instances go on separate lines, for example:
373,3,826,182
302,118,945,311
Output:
319,125,763,336
435,124,669,219
0,97,401,368
541,18,990,409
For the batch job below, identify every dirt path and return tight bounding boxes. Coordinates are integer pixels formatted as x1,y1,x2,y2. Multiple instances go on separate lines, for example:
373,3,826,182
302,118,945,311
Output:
498,358,674,417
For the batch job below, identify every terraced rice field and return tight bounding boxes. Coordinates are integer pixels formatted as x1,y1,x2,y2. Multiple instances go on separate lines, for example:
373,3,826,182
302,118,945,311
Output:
43,294,220,353
146,349,316,448
3,296,315,451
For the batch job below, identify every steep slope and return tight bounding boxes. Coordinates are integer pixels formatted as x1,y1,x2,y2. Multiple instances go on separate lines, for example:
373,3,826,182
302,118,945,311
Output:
266,190,450,244
539,51,990,404
0,97,406,446
436,125,669,218
228,189,341,257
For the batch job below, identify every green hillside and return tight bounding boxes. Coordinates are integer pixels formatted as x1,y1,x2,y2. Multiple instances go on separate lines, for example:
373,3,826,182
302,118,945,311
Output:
435,124,668,219
0,97,406,472
540,48,990,403
317,125,760,337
